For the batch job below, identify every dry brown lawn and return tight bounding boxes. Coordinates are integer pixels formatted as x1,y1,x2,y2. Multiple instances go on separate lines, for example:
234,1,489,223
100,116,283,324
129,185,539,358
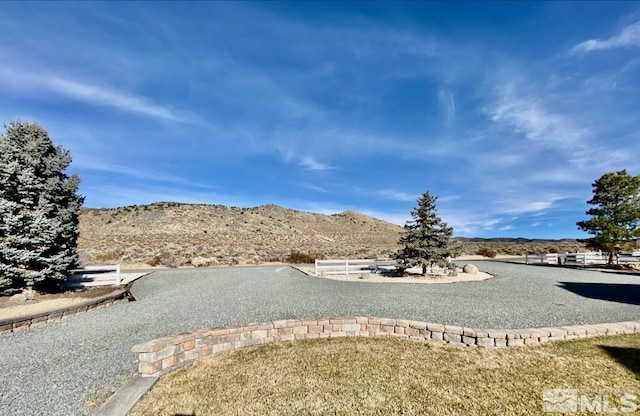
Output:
130,334,640,416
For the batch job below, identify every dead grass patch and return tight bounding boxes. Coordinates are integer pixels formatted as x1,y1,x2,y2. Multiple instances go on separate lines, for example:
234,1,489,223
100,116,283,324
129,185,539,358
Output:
130,334,640,415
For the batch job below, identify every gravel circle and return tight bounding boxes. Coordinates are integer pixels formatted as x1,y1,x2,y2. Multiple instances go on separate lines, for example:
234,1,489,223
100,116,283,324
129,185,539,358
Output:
1,262,639,415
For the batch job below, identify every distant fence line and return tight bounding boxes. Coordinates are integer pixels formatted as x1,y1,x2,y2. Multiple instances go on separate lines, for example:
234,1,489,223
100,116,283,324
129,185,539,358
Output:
525,252,640,266
314,259,395,276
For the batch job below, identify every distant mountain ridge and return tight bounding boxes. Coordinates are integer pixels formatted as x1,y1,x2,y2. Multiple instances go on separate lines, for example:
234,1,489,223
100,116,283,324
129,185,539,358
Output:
78,202,587,266
454,237,581,243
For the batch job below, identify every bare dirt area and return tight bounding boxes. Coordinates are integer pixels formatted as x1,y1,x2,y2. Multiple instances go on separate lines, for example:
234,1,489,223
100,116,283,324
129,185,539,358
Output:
0,286,116,320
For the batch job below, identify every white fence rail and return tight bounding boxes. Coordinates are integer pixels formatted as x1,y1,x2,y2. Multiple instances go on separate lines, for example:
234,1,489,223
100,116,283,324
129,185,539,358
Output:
524,253,558,265
64,264,121,288
525,252,640,266
619,253,640,263
315,259,395,276
564,253,607,266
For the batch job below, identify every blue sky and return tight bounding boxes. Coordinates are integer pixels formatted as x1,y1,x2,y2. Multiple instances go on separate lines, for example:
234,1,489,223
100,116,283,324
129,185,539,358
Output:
1,2,639,238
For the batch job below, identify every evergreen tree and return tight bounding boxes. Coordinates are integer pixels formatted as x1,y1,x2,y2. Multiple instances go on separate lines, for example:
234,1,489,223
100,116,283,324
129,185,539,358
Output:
0,121,84,289
395,191,460,275
577,170,640,264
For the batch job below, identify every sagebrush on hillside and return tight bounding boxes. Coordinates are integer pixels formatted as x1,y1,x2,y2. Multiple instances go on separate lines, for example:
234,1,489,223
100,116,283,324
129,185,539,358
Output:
78,203,401,266
78,203,589,266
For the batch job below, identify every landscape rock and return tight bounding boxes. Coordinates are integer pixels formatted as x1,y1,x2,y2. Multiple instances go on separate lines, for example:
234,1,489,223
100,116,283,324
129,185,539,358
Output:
463,264,478,274
191,257,218,268
9,293,27,303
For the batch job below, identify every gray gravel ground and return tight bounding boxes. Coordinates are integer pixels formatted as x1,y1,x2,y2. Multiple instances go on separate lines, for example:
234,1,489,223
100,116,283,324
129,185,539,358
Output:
1,262,639,415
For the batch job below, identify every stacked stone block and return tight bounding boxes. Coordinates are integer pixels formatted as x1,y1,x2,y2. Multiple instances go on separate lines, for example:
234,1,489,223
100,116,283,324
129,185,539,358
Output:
131,317,640,377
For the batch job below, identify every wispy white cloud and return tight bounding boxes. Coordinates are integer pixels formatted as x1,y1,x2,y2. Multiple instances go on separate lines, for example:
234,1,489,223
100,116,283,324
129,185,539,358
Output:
374,189,417,202
580,56,640,94
485,80,637,198
573,20,640,52
528,168,590,185
2,2,638,240
269,126,465,167
498,198,558,215
436,195,461,203
325,20,439,62
298,182,329,193
42,76,193,123
382,28,439,58
442,203,559,236
439,209,503,236
75,158,212,188
438,89,456,125
489,86,588,149
339,184,419,203
0,65,196,124
299,156,335,171
443,167,568,233
489,153,526,168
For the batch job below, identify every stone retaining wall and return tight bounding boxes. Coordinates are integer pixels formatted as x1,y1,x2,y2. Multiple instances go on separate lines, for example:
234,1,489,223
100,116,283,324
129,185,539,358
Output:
0,288,129,335
132,317,640,377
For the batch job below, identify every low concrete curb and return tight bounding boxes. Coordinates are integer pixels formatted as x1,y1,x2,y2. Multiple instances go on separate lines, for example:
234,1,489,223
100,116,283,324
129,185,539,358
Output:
132,317,640,377
0,287,131,335
94,376,158,416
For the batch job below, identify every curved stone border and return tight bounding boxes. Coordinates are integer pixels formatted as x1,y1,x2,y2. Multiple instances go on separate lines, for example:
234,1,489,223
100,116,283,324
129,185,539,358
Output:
292,265,494,284
131,317,640,377
0,287,131,335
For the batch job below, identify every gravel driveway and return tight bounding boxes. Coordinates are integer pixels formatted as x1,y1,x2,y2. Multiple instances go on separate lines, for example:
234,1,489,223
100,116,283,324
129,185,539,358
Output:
1,262,639,415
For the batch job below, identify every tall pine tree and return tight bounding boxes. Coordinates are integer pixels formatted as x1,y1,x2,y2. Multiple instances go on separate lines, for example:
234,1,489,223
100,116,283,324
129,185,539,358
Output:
0,121,84,290
577,170,640,264
395,191,460,275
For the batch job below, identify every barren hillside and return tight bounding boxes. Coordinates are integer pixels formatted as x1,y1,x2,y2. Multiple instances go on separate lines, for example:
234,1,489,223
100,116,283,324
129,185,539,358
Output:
78,202,403,266
78,202,588,267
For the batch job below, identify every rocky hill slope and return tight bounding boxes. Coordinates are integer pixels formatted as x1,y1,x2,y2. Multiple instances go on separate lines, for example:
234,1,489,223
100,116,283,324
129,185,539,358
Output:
78,202,403,266
78,202,588,267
